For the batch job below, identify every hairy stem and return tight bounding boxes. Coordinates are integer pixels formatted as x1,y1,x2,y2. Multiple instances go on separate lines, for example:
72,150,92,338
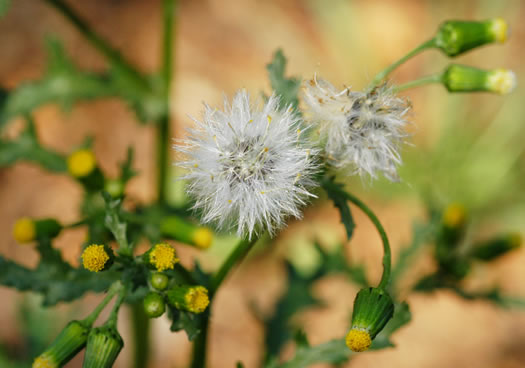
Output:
191,237,259,368
43,0,149,92
322,179,392,290
368,38,436,89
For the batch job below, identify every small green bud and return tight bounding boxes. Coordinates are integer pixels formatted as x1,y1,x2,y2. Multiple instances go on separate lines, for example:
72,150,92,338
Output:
167,285,210,314
442,64,516,95
435,18,509,57
345,287,394,352
82,325,124,368
144,292,166,318
104,178,125,198
33,320,89,368
437,203,467,253
150,272,169,291
470,233,522,261
160,216,214,249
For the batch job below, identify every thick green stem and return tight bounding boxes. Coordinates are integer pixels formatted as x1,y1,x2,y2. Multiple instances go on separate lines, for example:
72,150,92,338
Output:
191,237,259,368
368,38,436,89
322,179,392,290
157,0,177,204
393,73,443,92
43,0,149,92
131,302,151,368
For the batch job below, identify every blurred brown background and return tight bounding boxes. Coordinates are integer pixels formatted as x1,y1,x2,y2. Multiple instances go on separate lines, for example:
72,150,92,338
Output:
1,0,525,367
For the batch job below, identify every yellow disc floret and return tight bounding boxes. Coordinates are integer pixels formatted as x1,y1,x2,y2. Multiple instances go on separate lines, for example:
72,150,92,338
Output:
487,69,517,95
13,217,36,244
443,203,466,228
192,227,213,249
33,355,56,368
345,328,372,352
67,149,96,178
184,286,210,313
82,244,110,272
149,243,179,271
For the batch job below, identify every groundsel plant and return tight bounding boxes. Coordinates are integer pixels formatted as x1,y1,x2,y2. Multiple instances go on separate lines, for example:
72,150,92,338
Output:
0,2,521,367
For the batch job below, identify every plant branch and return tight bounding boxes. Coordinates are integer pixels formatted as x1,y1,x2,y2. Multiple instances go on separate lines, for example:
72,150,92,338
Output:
368,38,436,89
43,0,149,91
393,73,443,92
322,179,392,290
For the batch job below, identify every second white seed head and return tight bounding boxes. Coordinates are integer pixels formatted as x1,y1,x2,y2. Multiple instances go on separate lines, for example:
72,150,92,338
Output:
302,77,410,181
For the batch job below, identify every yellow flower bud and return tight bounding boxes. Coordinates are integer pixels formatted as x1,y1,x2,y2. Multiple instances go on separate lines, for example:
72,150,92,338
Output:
67,149,96,178
147,243,179,272
192,227,213,249
82,244,113,272
13,217,36,244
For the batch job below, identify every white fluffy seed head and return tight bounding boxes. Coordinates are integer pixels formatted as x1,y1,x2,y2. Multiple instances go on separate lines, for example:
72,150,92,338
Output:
175,90,318,239
302,76,410,181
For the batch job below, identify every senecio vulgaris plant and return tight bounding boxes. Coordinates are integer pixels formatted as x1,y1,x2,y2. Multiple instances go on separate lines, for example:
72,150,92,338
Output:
0,1,522,366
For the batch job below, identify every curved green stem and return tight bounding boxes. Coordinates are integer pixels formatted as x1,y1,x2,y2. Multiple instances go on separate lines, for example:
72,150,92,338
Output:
82,283,120,326
107,285,127,328
368,38,436,90
393,73,443,92
191,237,259,368
322,179,391,290
43,0,149,92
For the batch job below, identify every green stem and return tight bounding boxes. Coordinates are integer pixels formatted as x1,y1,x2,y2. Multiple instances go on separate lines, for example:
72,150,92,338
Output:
107,285,127,328
82,283,120,326
393,73,443,92
131,302,151,368
322,179,391,290
210,238,259,296
368,38,436,89
43,0,149,92
157,0,177,204
191,237,259,368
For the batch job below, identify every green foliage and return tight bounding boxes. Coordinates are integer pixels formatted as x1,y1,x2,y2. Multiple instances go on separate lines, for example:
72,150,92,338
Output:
323,178,356,240
0,117,67,171
0,39,114,130
168,307,205,341
266,49,301,110
0,0,10,17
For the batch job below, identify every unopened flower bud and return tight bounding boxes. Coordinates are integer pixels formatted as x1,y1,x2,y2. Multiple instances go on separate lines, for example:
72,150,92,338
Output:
470,233,522,261
82,244,115,272
67,149,105,191
167,285,210,314
143,292,166,318
442,64,516,95
82,325,123,368
150,272,169,291
160,216,214,249
33,320,89,368
435,18,509,57
13,217,62,244
345,287,394,352
104,179,125,198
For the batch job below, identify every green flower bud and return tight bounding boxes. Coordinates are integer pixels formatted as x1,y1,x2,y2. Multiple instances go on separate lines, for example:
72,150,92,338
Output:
470,233,522,261
436,203,467,254
13,218,62,244
82,325,124,368
442,64,516,95
167,285,210,314
345,287,394,352
150,272,169,291
160,216,214,249
104,179,125,198
144,292,166,318
33,320,89,368
435,18,509,57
